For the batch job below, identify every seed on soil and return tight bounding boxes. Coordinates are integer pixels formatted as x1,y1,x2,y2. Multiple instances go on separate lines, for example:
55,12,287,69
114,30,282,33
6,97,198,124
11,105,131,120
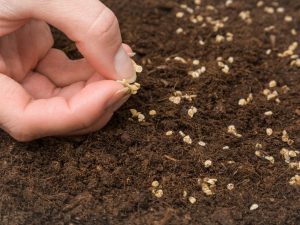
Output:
289,162,300,170
267,91,279,101
282,130,294,145
225,0,233,7
265,156,275,164
130,109,145,122
238,93,253,106
200,178,217,196
269,80,277,88
266,49,272,55
183,135,192,144
183,190,188,198
228,57,234,64
228,125,242,138
280,148,298,163
278,42,298,58
250,204,259,211
198,141,206,147
284,16,293,22
277,7,285,13
176,12,184,18
291,29,297,36
256,143,263,148
264,111,273,116
291,59,300,67
223,146,230,150
192,60,200,65
176,28,184,34
255,151,275,164
289,175,300,186
281,85,290,94
174,56,187,64
188,196,197,204
188,106,198,118
257,1,264,7
204,160,212,168
227,183,235,190
264,6,274,14
266,128,273,136
216,35,225,43
239,11,252,24
166,130,173,136
153,189,164,198
149,110,157,116
152,180,159,188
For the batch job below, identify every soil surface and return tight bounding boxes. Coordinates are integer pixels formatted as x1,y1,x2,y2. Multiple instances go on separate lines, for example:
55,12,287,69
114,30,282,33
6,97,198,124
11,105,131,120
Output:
1,0,300,224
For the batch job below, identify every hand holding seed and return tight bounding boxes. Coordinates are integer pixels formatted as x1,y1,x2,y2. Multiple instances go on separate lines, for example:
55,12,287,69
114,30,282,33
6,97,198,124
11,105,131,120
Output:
0,0,139,141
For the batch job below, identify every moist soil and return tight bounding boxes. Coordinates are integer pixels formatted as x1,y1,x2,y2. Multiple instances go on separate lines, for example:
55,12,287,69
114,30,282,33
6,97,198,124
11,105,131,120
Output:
1,0,300,224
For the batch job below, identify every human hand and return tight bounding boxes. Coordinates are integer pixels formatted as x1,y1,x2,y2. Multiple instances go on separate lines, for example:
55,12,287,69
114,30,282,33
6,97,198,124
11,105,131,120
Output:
0,0,136,141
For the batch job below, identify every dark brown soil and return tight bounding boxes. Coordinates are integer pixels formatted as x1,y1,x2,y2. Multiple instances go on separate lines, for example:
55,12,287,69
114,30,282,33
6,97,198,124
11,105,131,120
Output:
1,0,300,224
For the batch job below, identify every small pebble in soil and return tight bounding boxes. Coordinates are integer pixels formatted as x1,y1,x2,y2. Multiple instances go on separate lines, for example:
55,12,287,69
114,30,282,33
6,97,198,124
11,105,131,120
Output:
227,183,235,190
266,128,273,136
149,110,157,116
204,160,212,168
188,196,197,204
250,204,259,211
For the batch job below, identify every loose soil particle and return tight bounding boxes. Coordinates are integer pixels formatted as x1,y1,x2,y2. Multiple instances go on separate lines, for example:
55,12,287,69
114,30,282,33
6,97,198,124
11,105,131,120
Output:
1,0,300,225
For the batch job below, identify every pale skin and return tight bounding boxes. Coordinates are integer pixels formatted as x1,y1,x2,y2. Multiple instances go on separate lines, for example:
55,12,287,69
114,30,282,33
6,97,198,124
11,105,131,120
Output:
0,0,136,141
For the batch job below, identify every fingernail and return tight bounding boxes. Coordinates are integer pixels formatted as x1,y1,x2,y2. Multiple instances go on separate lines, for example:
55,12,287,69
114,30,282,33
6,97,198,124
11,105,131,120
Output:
114,47,137,83
106,87,130,111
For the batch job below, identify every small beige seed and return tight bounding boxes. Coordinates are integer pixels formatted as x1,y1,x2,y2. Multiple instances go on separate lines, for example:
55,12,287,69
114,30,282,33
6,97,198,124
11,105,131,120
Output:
152,180,159,187
166,130,173,136
198,141,206,147
269,80,277,88
153,189,163,198
149,110,157,116
250,204,259,211
176,12,184,18
183,135,192,144
264,111,273,116
204,160,212,168
266,128,273,136
227,183,235,190
188,196,197,204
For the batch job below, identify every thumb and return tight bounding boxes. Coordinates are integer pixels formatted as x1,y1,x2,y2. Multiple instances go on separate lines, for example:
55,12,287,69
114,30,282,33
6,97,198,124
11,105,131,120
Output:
12,0,136,82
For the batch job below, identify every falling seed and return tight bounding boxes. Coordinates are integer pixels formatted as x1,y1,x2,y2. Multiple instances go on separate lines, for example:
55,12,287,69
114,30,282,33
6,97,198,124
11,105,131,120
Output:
152,181,159,188
250,204,259,211
204,160,213,168
149,110,157,116
266,128,273,136
188,196,197,204
166,131,173,136
227,183,235,190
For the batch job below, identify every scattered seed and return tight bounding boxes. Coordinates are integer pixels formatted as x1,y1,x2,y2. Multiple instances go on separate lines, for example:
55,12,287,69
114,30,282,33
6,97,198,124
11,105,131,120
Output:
117,79,141,95
228,57,234,64
166,130,173,136
223,146,230,150
153,189,164,198
250,204,259,211
282,130,294,145
204,160,213,168
152,180,159,188
277,7,285,13
284,16,293,22
239,11,252,24
257,1,264,7
227,183,235,190
225,0,233,7
278,42,298,58
291,29,297,36
193,60,200,65
188,106,198,118
264,6,274,14
228,125,242,138
183,135,192,144
269,80,277,88
266,128,273,136
198,141,206,147
149,110,157,116
188,196,197,204
176,12,184,18
265,156,275,164
289,175,300,186
216,35,225,43
174,56,187,64
176,28,184,34
264,111,273,116
267,91,279,101
183,190,188,198
256,143,263,148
